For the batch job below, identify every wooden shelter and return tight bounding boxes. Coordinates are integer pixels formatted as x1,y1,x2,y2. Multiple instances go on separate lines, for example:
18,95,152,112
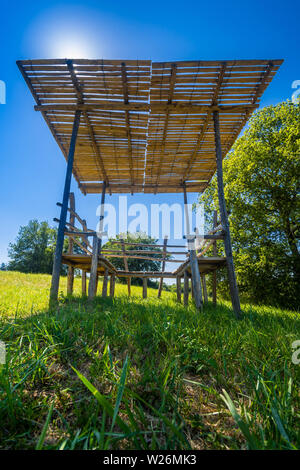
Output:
18,58,283,317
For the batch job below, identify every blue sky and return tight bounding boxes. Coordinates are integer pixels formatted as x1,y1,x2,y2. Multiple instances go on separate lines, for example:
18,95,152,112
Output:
0,0,299,273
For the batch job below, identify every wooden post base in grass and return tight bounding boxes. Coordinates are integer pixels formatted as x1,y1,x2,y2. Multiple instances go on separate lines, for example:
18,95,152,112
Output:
49,110,81,305
142,278,147,299
127,277,131,297
213,110,241,319
183,271,189,306
158,235,168,298
189,248,203,311
67,193,75,295
201,274,208,302
110,275,115,297
102,269,108,297
212,210,218,306
183,183,203,311
88,235,98,299
82,270,87,296
176,276,182,303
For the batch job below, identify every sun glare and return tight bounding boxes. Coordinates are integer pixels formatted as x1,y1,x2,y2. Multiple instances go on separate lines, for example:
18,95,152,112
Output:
51,34,96,59
23,7,104,59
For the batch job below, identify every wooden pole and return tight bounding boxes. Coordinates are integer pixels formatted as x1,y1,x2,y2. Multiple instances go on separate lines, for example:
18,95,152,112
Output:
212,210,218,306
50,110,81,304
201,274,208,302
98,182,107,254
109,275,115,297
99,183,107,297
67,193,75,295
102,268,108,297
82,219,87,296
142,278,147,299
158,236,168,298
127,278,131,296
120,238,131,296
213,111,241,319
82,272,87,296
88,183,106,299
88,235,98,299
176,276,182,303
183,184,203,311
191,278,194,299
183,271,189,306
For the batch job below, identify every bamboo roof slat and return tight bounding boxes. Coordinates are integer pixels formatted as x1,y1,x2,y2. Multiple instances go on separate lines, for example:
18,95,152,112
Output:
18,58,283,193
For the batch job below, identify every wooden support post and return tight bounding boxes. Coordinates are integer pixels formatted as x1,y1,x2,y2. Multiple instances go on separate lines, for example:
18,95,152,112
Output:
109,275,115,297
212,210,218,306
102,268,108,297
127,278,131,297
183,184,203,311
96,274,99,294
88,235,98,299
89,183,106,300
183,271,189,306
213,111,241,319
97,184,106,300
120,238,131,296
142,278,147,299
189,250,203,310
81,219,87,296
201,274,208,302
98,182,107,255
82,271,87,296
50,110,81,304
67,192,75,295
176,276,182,303
158,236,168,298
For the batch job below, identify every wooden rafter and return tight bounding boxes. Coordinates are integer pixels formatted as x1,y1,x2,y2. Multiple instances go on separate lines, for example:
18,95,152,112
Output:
66,60,109,185
121,62,135,191
154,64,177,192
182,63,227,182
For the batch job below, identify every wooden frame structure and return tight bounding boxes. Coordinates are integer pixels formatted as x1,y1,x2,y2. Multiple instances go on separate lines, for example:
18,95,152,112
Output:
17,58,283,318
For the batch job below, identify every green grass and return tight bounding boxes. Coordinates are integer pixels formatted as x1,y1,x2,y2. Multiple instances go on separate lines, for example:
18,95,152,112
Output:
0,270,299,450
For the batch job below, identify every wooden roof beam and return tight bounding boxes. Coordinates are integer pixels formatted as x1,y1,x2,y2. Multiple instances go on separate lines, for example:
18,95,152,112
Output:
154,63,177,193
207,61,275,164
121,62,135,192
34,103,259,113
66,59,109,186
182,63,227,182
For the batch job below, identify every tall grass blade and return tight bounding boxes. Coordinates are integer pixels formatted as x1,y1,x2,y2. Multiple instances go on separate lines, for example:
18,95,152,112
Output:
35,402,54,450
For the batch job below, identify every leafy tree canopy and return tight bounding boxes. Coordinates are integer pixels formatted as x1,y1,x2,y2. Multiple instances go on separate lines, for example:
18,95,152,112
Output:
8,220,57,274
103,232,169,285
199,101,300,308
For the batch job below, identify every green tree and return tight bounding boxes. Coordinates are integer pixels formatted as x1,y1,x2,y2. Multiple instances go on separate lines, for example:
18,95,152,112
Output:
200,101,300,308
8,220,58,274
103,232,169,286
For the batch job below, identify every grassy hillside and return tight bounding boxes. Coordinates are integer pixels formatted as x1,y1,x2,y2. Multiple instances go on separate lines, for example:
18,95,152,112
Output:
0,271,299,450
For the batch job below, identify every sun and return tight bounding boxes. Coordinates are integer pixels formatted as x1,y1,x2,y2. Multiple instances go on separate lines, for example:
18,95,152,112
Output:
51,34,96,59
